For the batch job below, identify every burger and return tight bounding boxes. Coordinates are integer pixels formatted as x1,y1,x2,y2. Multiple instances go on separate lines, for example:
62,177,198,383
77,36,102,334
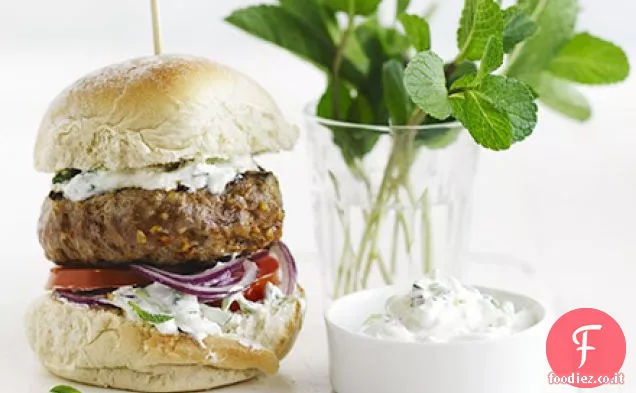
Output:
26,55,304,392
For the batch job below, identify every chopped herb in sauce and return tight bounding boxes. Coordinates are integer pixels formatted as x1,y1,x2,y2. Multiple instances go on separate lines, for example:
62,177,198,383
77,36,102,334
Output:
128,301,174,323
52,168,81,184
163,161,189,172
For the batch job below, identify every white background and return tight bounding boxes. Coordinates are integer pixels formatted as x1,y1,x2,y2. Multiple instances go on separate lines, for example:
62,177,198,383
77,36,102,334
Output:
0,0,634,392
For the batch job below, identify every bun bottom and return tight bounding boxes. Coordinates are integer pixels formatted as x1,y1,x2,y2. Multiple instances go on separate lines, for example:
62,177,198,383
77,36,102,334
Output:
45,364,258,393
26,291,304,392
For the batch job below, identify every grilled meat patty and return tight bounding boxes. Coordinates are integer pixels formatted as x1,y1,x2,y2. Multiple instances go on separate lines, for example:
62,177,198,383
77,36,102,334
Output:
39,171,284,267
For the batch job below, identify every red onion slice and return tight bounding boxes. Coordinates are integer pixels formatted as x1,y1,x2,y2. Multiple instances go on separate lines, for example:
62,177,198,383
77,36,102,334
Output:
131,260,258,300
135,257,246,285
269,241,298,295
55,291,112,307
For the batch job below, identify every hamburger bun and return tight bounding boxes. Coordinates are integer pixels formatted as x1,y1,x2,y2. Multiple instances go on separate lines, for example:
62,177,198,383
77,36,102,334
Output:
34,54,298,173
26,289,304,392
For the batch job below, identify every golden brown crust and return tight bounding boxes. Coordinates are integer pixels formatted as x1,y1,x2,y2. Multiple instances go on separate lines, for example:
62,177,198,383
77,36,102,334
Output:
34,54,298,173
39,172,284,266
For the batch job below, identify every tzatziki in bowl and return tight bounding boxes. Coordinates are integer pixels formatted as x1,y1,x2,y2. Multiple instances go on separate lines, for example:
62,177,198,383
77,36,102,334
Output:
325,273,549,393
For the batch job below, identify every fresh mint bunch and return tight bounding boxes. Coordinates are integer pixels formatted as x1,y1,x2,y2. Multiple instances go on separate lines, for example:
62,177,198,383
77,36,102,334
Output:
227,0,629,153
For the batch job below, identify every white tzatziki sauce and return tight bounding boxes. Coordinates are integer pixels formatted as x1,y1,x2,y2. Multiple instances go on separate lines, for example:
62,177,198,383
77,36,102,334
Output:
53,156,258,201
360,272,535,343
109,282,290,347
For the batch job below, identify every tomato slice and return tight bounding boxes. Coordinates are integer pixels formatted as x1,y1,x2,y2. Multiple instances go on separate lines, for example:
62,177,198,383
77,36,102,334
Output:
244,255,280,302
46,268,151,291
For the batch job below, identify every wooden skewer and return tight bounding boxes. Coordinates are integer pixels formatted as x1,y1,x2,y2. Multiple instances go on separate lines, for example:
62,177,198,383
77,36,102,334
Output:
150,0,162,55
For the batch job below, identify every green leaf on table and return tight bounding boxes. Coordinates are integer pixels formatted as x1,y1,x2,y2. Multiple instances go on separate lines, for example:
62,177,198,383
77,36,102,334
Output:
457,0,504,61
397,0,411,14
226,5,365,87
476,35,503,83
450,90,512,150
478,75,537,142
532,72,591,121
399,14,431,51
50,386,82,393
404,51,452,120
549,33,630,85
129,302,174,324
502,6,538,53
320,0,381,16
506,0,579,79
447,61,478,86
383,59,412,125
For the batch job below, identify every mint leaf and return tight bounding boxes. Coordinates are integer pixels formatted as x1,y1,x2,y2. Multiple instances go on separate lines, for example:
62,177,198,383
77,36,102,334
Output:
448,61,478,86
502,6,538,53
129,302,174,324
321,0,381,16
399,14,431,51
379,28,411,57
317,81,352,120
450,73,477,91
397,0,411,14
478,75,537,142
533,72,591,121
476,36,503,83
517,0,540,14
355,22,391,122
50,386,82,393
457,0,504,61
279,0,332,41
347,95,375,124
383,59,412,125
226,5,365,87
506,0,579,79
404,51,452,120
549,33,630,85
450,90,513,150
319,84,380,163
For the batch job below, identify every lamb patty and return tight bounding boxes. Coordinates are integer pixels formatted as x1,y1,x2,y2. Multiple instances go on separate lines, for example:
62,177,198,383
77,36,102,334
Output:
39,171,284,267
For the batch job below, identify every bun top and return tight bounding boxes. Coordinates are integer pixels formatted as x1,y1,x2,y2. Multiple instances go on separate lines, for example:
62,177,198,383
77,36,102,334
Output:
34,55,298,172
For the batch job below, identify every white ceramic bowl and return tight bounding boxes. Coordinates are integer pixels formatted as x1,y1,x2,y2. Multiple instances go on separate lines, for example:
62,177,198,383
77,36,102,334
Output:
325,286,550,393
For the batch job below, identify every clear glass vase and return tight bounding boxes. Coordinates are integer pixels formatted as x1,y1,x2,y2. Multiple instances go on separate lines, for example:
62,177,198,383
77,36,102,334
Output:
304,104,479,299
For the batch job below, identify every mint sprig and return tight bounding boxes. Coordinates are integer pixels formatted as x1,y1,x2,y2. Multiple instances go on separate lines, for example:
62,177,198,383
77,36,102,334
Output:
227,0,629,150
404,51,451,120
549,33,630,85
456,0,504,62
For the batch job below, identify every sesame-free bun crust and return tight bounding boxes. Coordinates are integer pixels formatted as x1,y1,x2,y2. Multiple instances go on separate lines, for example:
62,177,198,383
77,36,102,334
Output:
34,55,298,172
26,291,304,392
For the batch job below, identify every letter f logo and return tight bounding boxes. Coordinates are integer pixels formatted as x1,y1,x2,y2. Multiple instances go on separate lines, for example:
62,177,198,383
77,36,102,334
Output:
573,325,603,368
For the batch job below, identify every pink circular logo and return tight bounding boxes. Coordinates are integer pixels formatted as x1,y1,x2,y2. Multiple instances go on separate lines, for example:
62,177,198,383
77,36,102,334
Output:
546,308,626,388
